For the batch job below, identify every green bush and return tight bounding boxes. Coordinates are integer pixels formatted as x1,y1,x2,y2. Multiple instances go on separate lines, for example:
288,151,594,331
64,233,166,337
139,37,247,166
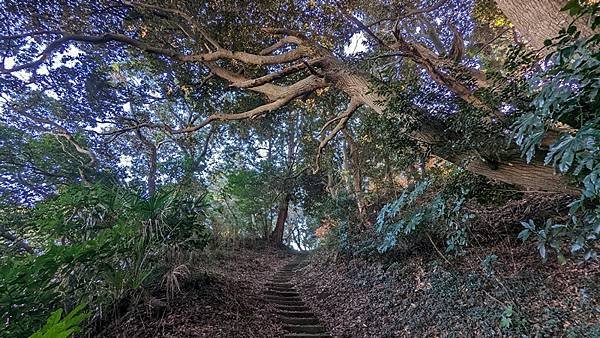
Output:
375,167,474,254
0,183,210,337
510,2,600,261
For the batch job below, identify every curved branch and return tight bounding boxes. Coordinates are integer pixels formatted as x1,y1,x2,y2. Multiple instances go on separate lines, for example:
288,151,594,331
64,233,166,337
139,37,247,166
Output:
174,94,299,133
398,0,449,21
0,30,62,40
314,97,362,172
230,60,318,89
0,226,35,254
339,5,391,49
1,32,309,74
260,35,304,55
101,75,328,136
124,0,221,49
368,0,449,28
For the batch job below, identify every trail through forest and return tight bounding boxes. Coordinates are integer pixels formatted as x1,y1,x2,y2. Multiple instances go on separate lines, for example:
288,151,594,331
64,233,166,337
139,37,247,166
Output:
96,241,598,338
3,1,600,337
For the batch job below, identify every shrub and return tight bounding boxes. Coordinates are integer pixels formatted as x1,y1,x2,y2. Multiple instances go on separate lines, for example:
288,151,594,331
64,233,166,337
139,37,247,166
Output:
510,2,600,261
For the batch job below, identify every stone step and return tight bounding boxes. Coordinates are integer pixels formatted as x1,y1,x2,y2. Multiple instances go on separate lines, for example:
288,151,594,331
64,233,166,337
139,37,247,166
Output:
279,317,320,325
269,301,306,307
267,286,297,292
265,282,294,288
284,325,326,334
268,289,297,294
276,311,315,318
274,305,312,312
266,295,303,302
265,290,300,297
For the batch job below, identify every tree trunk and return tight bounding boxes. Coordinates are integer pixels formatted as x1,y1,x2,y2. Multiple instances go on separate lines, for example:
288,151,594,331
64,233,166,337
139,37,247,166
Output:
270,194,290,245
319,58,580,194
342,130,366,219
147,146,157,196
495,0,595,50
135,129,158,196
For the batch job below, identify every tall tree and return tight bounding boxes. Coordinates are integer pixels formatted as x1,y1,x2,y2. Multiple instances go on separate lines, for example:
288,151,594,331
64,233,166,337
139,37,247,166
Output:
0,0,582,202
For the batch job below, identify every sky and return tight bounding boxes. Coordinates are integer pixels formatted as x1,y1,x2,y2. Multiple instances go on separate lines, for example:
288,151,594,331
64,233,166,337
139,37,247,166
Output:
344,32,367,55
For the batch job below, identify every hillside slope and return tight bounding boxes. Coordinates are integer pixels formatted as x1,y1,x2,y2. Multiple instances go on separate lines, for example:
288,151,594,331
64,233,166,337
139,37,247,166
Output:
99,247,294,337
295,244,600,337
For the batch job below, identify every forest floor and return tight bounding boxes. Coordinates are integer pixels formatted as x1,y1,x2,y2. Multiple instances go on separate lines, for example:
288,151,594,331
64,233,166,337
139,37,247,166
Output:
97,199,600,337
99,241,599,337
294,241,600,337
100,245,295,337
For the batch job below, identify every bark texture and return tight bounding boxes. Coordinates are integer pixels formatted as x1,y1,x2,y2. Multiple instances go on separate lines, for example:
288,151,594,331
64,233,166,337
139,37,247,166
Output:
318,58,579,194
496,0,595,49
135,129,158,196
271,194,290,245
343,130,366,219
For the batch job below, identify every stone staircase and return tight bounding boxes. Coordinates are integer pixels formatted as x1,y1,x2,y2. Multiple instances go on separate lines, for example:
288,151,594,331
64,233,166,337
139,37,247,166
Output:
265,258,330,338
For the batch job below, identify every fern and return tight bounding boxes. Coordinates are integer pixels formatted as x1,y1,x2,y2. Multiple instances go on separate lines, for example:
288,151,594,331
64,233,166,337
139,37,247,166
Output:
29,303,89,338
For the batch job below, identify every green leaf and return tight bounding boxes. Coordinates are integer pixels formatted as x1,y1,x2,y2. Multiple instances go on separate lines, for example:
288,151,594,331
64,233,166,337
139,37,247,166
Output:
538,243,547,260
500,316,512,329
28,304,88,338
517,229,530,241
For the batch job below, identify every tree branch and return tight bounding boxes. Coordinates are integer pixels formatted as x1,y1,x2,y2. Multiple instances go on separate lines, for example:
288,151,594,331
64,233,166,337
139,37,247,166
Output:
0,226,35,254
314,97,362,172
338,4,391,49
229,59,320,89
1,32,309,74
260,35,304,55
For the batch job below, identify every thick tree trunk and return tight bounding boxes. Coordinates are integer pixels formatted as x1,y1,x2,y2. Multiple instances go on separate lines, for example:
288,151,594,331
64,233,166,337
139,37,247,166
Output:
445,152,579,194
270,194,290,245
320,59,579,194
495,0,595,49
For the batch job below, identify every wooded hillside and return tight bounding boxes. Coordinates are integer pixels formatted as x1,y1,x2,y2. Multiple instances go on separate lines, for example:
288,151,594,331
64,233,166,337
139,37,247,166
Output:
0,0,599,337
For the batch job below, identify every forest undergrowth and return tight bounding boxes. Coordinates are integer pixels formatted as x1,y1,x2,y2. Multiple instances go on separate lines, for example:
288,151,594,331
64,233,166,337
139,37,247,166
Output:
99,245,294,337
296,193,600,337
